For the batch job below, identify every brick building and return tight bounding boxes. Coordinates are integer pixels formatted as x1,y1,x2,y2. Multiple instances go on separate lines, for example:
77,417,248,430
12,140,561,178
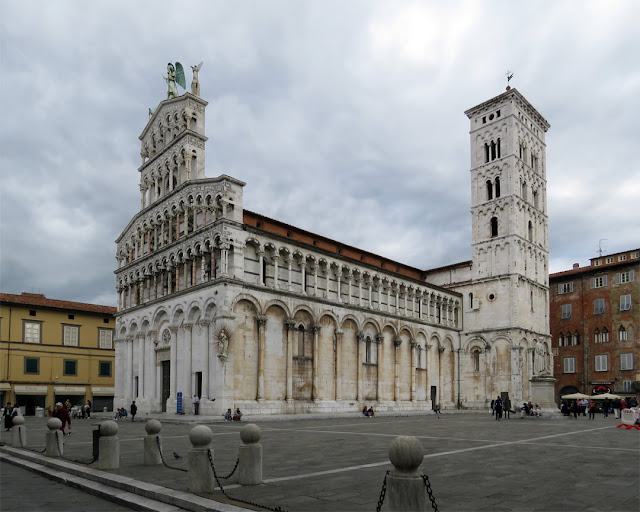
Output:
550,249,640,400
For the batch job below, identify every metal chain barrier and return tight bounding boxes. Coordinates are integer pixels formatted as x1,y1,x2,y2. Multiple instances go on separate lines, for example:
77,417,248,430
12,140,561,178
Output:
422,474,439,512
17,426,46,454
376,470,389,512
55,430,97,465
218,456,239,480
207,448,286,512
156,435,188,472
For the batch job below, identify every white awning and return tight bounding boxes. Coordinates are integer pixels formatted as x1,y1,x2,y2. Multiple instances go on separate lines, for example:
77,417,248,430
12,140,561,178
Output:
14,385,48,395
53,386,87,394
0,382,11,391
91,387,115,396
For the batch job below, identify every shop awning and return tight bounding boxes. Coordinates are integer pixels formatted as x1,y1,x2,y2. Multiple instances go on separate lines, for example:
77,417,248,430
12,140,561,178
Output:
0,382,11,391
14,385,48,395
91,387,115,396
53,386,86,395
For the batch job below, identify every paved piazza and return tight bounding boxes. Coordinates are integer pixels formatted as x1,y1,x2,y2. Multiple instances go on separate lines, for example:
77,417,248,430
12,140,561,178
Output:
1,412,638,511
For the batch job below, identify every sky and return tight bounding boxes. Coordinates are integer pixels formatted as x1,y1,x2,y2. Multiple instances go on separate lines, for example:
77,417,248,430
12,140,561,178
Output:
1,0,639,307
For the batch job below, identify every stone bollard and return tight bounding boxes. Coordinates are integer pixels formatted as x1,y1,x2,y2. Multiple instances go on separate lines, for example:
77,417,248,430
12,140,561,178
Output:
144,419,163,465
386,436,429,512
238,423,262,485
45,418,63,457
188,425,215,493
11,415,26,448
98,420,119,470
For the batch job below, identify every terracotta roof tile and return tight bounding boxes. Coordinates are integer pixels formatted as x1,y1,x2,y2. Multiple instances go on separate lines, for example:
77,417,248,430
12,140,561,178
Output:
0,292,116,315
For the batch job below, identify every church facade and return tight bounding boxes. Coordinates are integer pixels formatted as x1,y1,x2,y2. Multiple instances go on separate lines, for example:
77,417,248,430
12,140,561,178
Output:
114,79,552,416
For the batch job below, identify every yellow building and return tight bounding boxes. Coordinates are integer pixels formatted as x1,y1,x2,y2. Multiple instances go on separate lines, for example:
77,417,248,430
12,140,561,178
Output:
0,292,116,415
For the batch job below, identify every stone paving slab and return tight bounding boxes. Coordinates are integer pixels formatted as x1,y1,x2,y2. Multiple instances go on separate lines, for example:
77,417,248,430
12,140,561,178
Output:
2,412,638,511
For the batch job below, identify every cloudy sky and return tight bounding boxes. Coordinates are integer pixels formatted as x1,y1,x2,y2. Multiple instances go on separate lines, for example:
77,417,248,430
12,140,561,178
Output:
1,1,639,307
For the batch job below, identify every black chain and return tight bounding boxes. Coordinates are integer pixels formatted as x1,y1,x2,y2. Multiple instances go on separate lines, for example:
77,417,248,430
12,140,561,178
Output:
55,430,97,465
207,449,286,512
219,456,240,479
17,426,46,453
422,474,439,512
156,435,188,472
376,470,389,512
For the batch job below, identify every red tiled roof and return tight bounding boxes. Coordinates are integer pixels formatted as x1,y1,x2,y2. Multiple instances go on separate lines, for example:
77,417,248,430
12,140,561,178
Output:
0,292,116,315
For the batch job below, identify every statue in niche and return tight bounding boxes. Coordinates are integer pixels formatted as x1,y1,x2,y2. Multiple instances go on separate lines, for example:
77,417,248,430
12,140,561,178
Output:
164,62,186,99
217,330,229,357
200,256,208,282
191,62,203,96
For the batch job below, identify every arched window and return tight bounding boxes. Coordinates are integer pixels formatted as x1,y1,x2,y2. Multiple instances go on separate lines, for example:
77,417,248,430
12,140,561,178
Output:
486,180,493,200
533,190,538,209
416,347,423,369
528,221,533,241
522,181,528,201
365,336,372,363
297,324,305,356
497,138,501,158
594,329,601,343
484,143,490,163
472,349,480,372
491,141,496,160
490,217,498,237
495,177,501,198
558,332,564,347
573,331,580,345
602,327,609,343
619,325,627,341
469,292,474,309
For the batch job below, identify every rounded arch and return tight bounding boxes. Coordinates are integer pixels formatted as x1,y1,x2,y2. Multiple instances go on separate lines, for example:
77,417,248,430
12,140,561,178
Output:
361,317,382,334
340,314,361,332
317,309,339,327
231,293,262,316
263,299,291,319
186,302,202,324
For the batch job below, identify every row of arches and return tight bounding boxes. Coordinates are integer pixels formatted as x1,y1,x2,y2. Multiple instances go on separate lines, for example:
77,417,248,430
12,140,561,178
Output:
141,106,201,165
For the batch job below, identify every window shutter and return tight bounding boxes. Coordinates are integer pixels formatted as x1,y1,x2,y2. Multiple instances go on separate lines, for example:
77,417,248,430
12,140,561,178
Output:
590,277,595,289
615,273,621,284
630,270,635,282
558,284,563,294
603,275,608,286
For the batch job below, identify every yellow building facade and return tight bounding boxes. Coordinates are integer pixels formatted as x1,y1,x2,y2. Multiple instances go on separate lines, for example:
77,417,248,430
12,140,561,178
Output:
0,292,116,415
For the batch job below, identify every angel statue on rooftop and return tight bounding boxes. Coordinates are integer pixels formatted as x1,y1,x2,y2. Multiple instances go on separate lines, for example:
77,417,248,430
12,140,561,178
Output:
163,62,186,99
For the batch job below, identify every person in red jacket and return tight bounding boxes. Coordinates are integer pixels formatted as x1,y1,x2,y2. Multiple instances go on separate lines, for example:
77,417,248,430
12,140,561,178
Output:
51,402,71,435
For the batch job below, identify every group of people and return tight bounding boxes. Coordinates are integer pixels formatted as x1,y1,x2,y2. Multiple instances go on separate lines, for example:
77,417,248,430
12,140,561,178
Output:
562,396,638,419
362,406,375,417
2,402,20,431
521,401,542,417
224,408,243,421
490,395,512,420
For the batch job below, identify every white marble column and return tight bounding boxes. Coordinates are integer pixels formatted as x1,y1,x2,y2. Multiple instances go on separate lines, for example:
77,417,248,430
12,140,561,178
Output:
200,321,210,400
335,330,343,401
410,339,416,402
312,326,320,400
256,316,266,400
285,320,295,401
183,323,193,403
137,334,145,398
169,327,177,399
376,334,383,401
356,333,363,400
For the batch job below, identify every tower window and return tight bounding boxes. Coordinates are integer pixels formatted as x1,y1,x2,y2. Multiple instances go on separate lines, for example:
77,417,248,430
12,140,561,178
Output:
468,292,473,308
490,217,498,237
521,181,528,201
491,141,496,160
495,177,500,198
484,143,490,163
486,180,493,200
528,221,533,242
472,350,480,371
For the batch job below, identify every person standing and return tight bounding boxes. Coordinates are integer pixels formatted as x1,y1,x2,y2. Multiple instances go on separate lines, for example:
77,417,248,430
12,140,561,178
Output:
3,402,16,431
51,402,71,435
490,399,495,416
504,396,512,419
612,397,622,419
588,400,596,420
130,401,137,422
602,398,611,418
192,394,200,415
494,395,503,421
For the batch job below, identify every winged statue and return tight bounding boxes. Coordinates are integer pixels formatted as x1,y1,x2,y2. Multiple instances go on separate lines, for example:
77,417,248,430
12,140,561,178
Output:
164,62,186,99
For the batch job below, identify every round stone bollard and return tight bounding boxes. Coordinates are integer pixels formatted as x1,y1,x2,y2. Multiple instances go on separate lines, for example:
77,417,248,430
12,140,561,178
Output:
188,425,214,493
11,415,26,448
98,420,119,470
144,419,163,465
386,436,428,512
238,423,262,485
45,418,63,457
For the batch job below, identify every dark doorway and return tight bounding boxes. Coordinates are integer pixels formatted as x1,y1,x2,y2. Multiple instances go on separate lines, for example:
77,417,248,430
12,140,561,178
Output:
161,360,170,412
430,386,437,408
15,394,46,416
195,371,202,398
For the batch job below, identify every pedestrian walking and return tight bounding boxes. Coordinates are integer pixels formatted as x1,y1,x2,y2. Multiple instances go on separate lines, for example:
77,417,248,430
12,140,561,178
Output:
504,396,512,419
602,398,611,418
192,394,200,415
490,399,495,416
494,395,503,421
588,400,596,420
130,401,137,422
51,402,71,435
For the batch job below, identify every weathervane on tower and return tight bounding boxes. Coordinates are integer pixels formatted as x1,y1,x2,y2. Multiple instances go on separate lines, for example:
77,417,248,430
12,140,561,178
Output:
506,70,514,90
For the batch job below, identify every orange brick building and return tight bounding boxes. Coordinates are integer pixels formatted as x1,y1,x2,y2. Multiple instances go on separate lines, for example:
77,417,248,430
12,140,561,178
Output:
550,249,640,400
